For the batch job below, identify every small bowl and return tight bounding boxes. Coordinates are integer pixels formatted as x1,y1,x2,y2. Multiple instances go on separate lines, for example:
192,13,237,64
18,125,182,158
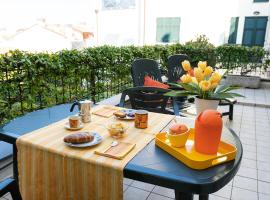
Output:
107,123,127,139
167,127,190,148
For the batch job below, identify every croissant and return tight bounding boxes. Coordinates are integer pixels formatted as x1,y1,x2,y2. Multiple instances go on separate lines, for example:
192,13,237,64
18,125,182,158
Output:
64,132,94,144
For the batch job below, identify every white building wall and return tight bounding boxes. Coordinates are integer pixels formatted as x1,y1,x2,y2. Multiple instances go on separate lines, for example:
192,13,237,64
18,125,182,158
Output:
236,0,270,48
95,0,269,47
96,0,237,46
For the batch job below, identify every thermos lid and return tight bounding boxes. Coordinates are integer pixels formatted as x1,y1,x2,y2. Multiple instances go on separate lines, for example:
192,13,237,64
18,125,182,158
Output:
80,100,92,104
135,110,148,115
196,110,222,127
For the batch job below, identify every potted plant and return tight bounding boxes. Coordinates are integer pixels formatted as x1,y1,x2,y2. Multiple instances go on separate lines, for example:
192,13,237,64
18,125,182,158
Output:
165,60,244,115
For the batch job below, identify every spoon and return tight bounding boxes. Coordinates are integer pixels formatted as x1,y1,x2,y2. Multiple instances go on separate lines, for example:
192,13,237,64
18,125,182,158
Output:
111,140,119,147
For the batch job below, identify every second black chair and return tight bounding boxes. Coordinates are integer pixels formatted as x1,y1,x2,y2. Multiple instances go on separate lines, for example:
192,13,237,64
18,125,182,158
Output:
167,54,189,83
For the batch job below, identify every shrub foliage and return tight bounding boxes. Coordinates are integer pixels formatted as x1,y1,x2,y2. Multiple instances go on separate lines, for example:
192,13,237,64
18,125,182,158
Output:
0,44,269,124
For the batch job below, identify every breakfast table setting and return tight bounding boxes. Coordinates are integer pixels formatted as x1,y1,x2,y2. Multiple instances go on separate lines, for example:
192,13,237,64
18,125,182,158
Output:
0,101,243,200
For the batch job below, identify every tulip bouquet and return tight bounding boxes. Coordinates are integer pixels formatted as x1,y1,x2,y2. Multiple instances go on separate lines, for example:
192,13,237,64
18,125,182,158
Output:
166,60,243,100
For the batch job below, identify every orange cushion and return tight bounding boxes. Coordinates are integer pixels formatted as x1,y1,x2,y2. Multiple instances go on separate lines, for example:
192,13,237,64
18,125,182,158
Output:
144,76,169,89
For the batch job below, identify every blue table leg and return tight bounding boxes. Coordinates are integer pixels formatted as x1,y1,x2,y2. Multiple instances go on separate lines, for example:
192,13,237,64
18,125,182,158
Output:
199,194,209,200
175,190,193,200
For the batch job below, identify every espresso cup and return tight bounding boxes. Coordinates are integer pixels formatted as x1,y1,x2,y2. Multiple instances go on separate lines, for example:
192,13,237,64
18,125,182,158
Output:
69,116,81,128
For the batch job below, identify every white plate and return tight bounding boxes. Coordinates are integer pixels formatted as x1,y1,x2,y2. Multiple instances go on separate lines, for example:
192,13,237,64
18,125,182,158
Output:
64,123,83,131
115,109,135,120
64,132,103,148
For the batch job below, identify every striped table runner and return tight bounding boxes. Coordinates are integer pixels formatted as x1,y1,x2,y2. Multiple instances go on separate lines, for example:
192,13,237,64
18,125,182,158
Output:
17,105,174,200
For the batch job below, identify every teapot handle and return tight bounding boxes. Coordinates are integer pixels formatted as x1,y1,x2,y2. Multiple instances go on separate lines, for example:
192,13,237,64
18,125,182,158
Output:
70,101,80,112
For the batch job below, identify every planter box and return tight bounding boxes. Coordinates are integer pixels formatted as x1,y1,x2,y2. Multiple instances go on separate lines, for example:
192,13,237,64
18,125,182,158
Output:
224,75,261,89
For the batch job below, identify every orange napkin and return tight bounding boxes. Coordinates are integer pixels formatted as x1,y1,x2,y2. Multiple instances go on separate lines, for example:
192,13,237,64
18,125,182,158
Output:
95,142,135,160
92,106,120,118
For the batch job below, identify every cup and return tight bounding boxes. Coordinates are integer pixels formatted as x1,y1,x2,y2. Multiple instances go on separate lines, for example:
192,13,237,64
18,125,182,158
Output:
69,115,81,128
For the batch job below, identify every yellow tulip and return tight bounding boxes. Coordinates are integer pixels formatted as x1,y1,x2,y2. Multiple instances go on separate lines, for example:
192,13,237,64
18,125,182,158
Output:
198,61,207,70
180,74,192,83
191,77,198,84
194,67,204,82
210,82,219,89
204,66,213,76
199,80,211,91
209,72,221,83
181,60,191,71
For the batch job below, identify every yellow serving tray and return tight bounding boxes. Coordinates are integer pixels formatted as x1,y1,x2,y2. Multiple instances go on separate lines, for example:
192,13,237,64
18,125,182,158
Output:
155,128,237,170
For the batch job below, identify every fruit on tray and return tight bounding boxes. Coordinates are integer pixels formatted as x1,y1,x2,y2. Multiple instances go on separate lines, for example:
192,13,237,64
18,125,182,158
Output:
167,124,190,148
169,124,189,135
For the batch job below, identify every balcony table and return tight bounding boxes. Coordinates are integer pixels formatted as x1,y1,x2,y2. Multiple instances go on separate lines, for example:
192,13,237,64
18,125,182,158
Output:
0,103,242,200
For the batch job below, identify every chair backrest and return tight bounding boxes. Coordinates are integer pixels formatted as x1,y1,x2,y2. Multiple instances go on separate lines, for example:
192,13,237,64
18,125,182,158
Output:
167,54,189,83
131,59,162,87
123,87,169,113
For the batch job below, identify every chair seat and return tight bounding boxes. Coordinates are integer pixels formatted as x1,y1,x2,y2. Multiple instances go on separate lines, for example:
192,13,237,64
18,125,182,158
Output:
219,99,237,105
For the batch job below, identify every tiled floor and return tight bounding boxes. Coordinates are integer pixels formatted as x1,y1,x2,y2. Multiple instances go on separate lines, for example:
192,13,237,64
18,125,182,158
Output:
1,85,270,200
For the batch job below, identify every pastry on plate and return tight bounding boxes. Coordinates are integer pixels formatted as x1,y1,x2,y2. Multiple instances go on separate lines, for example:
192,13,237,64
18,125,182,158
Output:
64,132,94,144
114,111,126,118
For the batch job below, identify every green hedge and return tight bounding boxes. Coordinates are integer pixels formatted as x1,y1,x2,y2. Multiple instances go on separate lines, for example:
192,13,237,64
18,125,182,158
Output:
0,44,269,124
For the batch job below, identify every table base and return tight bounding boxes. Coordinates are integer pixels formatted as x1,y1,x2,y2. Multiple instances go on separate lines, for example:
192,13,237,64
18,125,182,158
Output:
175,190,209,200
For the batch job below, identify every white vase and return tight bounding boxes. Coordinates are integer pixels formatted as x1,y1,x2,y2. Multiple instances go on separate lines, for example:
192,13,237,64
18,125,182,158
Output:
195,97,219,115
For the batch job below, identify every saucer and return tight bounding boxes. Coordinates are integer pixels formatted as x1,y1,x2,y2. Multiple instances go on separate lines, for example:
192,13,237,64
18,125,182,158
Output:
64,123,83,131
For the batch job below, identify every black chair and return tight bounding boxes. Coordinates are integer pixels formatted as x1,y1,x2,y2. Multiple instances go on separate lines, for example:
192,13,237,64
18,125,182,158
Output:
131,58,162,87
119,87,180,116
129,59,180,115
167,54,189,83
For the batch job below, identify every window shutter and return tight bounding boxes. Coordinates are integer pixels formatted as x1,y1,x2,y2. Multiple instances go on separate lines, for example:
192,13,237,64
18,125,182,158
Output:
156,17,180,43
228,17,239,44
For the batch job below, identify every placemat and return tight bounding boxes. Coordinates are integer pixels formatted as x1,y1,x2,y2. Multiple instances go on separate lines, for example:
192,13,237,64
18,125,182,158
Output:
92,106,120,118
16,105,174,200
95,142,136,160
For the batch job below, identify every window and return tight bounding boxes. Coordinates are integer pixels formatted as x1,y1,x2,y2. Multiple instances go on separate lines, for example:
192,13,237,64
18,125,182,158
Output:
254,0,269,2
242,17,268,47
228,17,239,44
102,0,135,10
156,17,181,43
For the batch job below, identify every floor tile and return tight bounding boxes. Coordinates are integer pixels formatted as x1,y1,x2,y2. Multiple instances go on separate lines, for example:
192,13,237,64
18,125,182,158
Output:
123,185,129,192
213,185,232,199
147,193,172,200
257,161,270,172
257,147,270,155
233,176,257,192
3,193,12,200
231,187,258,200
259,193,270,200
152,186,175,199
131,181,155,192
258,181,270,195
209,195,229,199
258,170,270,183
257,153,270,162
243,151,257,160
241,158,257,169
242,144,257,153
237,166,257,179
124,178,134,185
124,187,150,200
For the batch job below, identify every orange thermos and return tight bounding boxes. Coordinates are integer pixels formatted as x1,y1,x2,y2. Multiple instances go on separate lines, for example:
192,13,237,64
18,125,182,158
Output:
194,110,223,155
